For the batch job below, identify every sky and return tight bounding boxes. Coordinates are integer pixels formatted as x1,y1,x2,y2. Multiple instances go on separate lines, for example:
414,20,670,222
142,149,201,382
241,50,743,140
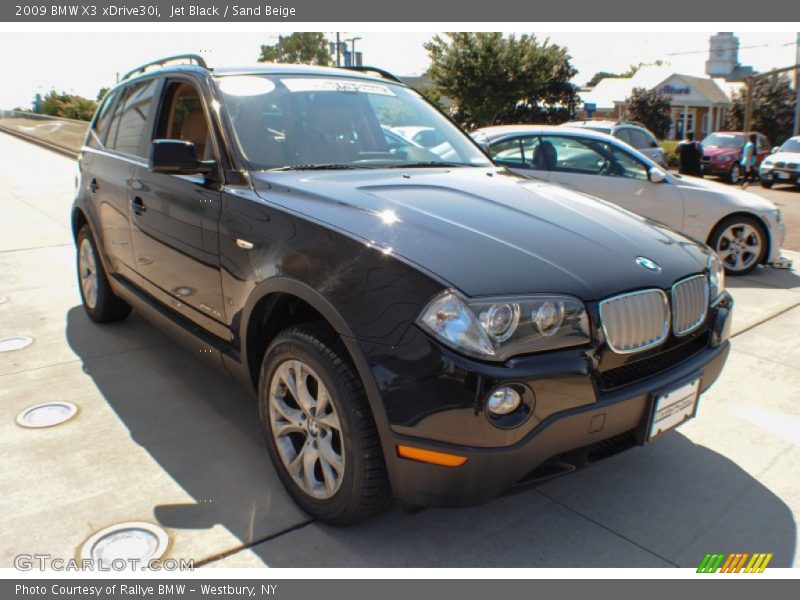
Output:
1,31,797,109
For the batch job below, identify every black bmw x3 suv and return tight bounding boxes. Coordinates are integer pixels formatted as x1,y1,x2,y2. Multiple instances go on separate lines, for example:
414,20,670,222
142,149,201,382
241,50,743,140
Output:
72,55,733,525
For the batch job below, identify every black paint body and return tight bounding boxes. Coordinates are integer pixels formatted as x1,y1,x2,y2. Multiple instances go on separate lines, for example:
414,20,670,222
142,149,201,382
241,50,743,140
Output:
72,64,733,507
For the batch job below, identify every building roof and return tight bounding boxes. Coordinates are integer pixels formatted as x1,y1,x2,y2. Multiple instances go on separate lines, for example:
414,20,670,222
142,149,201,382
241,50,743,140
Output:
580,66,732,109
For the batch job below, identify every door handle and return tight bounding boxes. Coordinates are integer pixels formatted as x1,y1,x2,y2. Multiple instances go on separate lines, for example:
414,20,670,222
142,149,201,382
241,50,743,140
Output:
131,196,147,215
88,178,99,193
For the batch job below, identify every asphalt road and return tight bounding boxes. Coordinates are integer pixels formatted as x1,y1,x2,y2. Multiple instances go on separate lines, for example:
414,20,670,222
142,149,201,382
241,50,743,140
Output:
1,132,798,570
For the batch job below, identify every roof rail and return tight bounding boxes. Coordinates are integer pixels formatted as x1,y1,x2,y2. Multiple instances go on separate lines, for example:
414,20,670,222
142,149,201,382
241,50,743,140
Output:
121,54,209,82
342,66,403,84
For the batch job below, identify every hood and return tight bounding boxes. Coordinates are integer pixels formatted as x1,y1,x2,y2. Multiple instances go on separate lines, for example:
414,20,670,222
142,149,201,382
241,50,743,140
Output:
703,145,742,159
251,168,710,300
764,152,800,165
672,173,778,212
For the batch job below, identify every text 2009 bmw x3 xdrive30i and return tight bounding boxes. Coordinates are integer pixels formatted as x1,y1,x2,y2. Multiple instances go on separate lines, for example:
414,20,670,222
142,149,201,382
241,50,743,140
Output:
72,56,733,525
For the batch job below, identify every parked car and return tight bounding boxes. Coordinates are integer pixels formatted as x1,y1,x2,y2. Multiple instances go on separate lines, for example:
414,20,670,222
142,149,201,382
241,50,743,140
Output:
700,131,771,184
74,56,733,525
759,136,800,188
562,119,667,167
474,125,787,276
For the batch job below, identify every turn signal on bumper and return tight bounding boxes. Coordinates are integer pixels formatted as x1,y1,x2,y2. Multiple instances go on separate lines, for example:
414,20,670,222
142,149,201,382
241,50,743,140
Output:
397,445,468,467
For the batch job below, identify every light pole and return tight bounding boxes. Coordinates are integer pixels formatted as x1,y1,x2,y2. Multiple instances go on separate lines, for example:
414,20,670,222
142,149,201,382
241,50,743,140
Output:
345,36,362,66
794,32,799,136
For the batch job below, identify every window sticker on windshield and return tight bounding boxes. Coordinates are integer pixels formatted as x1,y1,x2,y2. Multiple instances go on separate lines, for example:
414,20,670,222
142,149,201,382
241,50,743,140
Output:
281,78,396,96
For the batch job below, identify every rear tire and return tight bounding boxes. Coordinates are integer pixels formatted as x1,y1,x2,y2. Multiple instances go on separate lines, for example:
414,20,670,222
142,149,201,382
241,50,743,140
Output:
258,322,392,525
727,163,741,185
76,225,131,323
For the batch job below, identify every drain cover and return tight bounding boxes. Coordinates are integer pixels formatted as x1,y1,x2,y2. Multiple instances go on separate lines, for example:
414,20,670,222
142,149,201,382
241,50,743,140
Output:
80,522,169,569
16,402,78,428
0,336,33,352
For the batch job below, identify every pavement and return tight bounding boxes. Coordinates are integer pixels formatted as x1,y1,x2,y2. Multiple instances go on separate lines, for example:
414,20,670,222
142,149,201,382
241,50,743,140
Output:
0,130,798,569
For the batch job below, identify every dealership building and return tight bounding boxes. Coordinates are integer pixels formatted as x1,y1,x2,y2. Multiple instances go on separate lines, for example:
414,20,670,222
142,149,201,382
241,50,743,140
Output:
579,33,754,140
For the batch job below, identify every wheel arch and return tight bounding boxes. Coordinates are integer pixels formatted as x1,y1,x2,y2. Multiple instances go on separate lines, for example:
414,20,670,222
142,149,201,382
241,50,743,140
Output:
706,211,772,265
240,277,398,480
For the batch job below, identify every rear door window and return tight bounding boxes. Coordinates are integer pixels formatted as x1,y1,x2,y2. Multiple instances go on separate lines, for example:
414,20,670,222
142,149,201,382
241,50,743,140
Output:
108,78,160,158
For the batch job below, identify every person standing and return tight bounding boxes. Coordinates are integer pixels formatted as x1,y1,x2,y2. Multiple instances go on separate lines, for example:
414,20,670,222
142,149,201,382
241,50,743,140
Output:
740,133,758,189
676,131,703,177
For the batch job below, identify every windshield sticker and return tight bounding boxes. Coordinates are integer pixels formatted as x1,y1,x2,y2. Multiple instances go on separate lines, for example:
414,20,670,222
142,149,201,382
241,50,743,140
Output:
281,78,396,96
218,77,276,96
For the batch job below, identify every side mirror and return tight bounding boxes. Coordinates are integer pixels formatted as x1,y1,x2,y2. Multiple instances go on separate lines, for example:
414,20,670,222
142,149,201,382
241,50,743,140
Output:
150,140,214,175
772,146,780,154
649,166,667,183
416,130,441,148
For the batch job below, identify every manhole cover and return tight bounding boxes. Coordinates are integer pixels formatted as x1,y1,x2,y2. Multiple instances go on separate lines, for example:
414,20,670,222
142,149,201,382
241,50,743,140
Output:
16,402,78,428
0,336,33,352
80,522,169,569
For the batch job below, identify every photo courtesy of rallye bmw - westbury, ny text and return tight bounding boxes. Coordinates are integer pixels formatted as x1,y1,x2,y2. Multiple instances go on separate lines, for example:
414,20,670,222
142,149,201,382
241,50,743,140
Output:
1,0,800,598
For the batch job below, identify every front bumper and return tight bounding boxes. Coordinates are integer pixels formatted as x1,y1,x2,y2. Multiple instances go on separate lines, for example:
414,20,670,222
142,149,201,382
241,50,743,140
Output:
759,166,800,185
370,292,733,507
702,161,734,176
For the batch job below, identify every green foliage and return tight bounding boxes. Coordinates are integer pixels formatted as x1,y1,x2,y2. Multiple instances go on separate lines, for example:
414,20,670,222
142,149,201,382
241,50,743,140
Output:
258,32,332,66
585,61,664,87
625,87,672,139
40,90,97,121
586,71,619,87
424,32,578,129
724,74,797,145
660,140,680,168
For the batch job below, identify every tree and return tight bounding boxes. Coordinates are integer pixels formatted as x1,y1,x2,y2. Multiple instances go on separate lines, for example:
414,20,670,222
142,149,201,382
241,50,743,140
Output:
724,74,796,145
258,33,331,66
585,61,665,88
424,32,578,129
586,71,620,87
624,87,672,139
40,90,97,121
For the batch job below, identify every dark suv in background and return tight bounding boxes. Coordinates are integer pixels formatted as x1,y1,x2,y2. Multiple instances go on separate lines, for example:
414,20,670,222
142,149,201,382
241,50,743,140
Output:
73,55,733,525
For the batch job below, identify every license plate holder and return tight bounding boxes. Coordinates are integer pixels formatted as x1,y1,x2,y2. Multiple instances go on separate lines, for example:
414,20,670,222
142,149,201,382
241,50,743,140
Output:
648,377,700,441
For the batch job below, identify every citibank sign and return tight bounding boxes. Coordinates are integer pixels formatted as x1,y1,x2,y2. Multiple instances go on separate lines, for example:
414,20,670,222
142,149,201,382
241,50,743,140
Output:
658,85,691,95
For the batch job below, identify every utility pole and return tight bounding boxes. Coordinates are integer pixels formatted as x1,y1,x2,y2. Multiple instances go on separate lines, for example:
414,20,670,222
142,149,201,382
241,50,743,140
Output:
794,32,800,136
335,32,341,67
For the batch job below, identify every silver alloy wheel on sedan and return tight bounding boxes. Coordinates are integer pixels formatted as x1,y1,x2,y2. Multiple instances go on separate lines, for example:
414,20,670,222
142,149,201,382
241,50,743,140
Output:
716,222,762,273
78,237,98,309
268,359,345,499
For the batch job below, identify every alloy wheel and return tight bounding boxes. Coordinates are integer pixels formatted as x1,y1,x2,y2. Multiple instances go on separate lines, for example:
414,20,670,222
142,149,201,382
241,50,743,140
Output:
716,223,762,273
78,237,99,309
268,359,345,499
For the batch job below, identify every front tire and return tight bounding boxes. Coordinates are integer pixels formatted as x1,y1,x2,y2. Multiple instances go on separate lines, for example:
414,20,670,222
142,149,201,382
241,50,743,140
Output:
709,215,767,276
76,225,131,323
258,322,392,525
760,179,773,189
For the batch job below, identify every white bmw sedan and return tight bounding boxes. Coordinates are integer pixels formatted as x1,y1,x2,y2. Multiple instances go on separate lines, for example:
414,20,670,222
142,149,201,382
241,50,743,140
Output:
473,125,788,276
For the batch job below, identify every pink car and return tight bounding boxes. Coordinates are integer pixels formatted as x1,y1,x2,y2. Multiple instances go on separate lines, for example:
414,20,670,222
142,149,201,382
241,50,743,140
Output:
700,131,771,184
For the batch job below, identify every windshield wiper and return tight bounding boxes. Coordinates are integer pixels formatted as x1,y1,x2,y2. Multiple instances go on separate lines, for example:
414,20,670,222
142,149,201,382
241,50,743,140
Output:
386,161,469,168
271,163,371,171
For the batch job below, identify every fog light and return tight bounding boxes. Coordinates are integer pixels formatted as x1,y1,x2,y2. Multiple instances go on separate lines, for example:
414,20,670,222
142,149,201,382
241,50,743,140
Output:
487,387,521,415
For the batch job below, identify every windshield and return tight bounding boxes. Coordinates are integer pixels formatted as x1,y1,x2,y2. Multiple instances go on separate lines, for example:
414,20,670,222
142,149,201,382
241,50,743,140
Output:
215,74,491,170
779,138,800,153
702,133,745,149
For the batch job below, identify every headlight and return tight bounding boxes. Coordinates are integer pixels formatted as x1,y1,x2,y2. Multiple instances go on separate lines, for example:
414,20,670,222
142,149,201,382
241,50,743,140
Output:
708,254,726,301
719,155,733,162
762,160,774,167
416,290,591,361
